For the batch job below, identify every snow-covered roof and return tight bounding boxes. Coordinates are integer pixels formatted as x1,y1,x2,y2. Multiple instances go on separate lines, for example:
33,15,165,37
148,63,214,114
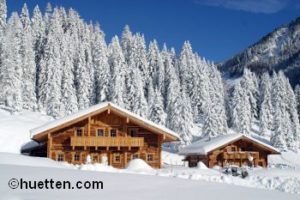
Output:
179,133,279,155
31,102,179,140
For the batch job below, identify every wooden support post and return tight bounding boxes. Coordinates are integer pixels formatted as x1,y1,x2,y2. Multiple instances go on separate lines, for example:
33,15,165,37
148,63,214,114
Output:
126,117,129,124
108,109,111,114
125,125,128,137
109,152,113,166
124,152,127,167
47,133,52,159
88,116,91,136
159,135,163,168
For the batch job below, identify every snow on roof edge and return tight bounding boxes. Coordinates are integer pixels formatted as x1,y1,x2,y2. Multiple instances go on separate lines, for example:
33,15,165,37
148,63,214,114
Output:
179,133,279,155
30,102,179,139
242,134,279,153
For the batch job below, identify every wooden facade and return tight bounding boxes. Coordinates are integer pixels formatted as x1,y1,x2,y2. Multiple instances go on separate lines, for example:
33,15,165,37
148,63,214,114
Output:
30,103,179,169
183,136,279,168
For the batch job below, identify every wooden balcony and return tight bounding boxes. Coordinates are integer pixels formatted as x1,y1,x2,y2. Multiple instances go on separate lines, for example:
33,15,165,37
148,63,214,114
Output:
70,136,144,148
222,151,259,160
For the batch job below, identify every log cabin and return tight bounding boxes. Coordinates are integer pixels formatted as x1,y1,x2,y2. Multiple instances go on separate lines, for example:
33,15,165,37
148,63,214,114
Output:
179,134,280,168
27,102,179,168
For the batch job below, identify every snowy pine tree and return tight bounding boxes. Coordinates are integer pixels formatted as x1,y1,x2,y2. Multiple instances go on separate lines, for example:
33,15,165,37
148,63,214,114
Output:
165,51,193,146
0,12,23,111
20,4,37,110
271,71,300,151
147,40,165,94
271,105,288,151
202,105,218,140
259,73,273,135
295,85,300,118
230,81,252,134
240,69,259,121
60,30,78,115
38,9,63,117
108,36,126,107
92,24,110,103
149,87,166,125
121,25,132,62
0,0,6,29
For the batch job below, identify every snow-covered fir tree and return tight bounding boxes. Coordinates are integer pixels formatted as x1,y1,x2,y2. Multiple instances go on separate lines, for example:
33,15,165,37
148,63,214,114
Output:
73,22,92,110
149,87,166,125
147,40,164,95
202,105,218,140
283,73,300,151
230,81,252,134
38,8,63,117
0,12,22,111
0,0,6,29
295,84,300,117
239,69,259,121
108,36,126,107
259,73,273,135
92,24,110,103
271,71,300,151
121,25,132,63
60,29,78,115
207,64,228,135
165,50,193,146
20,4,37,110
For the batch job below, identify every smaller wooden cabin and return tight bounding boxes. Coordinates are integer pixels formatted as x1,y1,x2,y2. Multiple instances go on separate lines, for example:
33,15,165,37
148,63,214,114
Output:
179,134,280,168
27,102,179,169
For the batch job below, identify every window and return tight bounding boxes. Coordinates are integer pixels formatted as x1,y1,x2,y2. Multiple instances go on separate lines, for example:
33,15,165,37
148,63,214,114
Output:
132,153,139,159
76,128,83,136
113,153,121,163
110,129,117,137
147,154,154,162
97,129,104,137
74,153,80,161
129,129,137,137
57,154,64,161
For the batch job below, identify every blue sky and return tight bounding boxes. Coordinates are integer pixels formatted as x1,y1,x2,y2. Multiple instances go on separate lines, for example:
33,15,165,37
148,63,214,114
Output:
8,0,300,62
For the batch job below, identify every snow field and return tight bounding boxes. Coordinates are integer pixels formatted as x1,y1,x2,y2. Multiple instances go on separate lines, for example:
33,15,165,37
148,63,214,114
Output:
1,164,298,200
2,152,300,195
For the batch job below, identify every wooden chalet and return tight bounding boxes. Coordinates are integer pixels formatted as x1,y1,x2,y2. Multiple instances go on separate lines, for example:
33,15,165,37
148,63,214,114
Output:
28,102,179,168
179,134,280,168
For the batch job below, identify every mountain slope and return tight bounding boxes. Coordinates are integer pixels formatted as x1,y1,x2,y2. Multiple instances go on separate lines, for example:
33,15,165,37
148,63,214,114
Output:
221,17,300,86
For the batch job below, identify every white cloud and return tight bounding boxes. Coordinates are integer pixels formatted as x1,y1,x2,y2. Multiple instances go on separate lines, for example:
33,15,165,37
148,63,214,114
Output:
195,0,289,14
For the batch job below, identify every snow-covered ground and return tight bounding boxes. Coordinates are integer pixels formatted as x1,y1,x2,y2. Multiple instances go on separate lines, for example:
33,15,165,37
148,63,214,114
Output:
0,153,299,200
1,152,300,197
0,108,52,153
1,109,300,199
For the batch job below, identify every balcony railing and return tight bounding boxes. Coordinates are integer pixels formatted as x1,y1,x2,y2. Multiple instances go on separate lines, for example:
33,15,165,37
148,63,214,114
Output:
222,151,259,160
70,136,144,147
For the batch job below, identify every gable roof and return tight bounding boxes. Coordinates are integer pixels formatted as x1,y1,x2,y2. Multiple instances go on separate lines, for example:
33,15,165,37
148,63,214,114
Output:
179,133,280,155
31,102,179,142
